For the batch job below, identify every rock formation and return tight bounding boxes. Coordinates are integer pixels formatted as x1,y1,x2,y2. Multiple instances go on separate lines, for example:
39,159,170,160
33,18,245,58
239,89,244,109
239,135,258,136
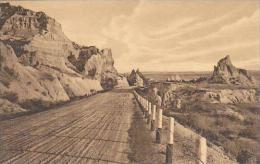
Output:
127,69,147,87
202,89,256,104
0,3,118,113
115,75,129,88
0,98,26,116
166,75,182,82
175,99,181,109
209,55,255,86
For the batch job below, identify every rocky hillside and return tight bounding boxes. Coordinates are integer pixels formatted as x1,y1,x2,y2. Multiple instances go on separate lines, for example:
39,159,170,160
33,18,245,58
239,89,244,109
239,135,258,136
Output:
0,3,118,115
141,55,259,163
209,55,255,86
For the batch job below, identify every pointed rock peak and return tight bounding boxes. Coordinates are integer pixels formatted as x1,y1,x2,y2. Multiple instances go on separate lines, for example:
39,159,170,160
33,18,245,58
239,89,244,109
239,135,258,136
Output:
130,69,136,74
210,55,255,86
136,68,142,75
224,55,230,59
218,55,232,66
102,48,111,54
127,68,147,87
222,55,231,62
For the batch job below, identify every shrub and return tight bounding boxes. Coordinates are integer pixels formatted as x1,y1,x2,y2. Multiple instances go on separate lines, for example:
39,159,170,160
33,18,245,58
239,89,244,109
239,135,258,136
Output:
0,80,10,87
239,127,258,139
237,150,255,164
40,73,55,81
3,66,18,78
20,99,52,110
41,91,47,96
0,91,18,102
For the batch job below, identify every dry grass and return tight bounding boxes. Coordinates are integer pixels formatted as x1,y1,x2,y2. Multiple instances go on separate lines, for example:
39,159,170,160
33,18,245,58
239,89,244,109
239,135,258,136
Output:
167,102,260,163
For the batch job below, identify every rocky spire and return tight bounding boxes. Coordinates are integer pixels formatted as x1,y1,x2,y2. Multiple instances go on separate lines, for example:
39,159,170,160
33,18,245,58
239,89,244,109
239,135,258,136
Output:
127,69,147,87
210,55,255,86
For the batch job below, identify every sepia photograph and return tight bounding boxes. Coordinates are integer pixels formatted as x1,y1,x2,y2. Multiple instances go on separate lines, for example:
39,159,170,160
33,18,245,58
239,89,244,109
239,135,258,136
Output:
0,0,259,163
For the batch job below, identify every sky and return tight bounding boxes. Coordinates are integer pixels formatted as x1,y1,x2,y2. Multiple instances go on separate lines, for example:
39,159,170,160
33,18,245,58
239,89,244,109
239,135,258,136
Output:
10,0,260,73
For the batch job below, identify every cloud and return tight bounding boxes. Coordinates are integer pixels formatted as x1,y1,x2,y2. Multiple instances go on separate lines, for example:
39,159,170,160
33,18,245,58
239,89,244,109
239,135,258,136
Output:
102,0,260,72
11,0,260,72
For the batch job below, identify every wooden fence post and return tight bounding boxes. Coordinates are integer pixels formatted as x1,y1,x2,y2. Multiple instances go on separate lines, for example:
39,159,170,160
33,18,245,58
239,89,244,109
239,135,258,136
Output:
151,104,156,131
197,136,207,164
166,117,174,164
156,108,163,144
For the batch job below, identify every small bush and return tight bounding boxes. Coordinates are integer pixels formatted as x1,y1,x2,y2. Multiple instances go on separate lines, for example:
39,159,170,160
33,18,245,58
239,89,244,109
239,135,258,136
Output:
0,80,10,87
40,73,55,81
41,91,47,96
0,91,18,102
20,99,52,110
3,66,18,78
237,150,255,164
239,127,258,139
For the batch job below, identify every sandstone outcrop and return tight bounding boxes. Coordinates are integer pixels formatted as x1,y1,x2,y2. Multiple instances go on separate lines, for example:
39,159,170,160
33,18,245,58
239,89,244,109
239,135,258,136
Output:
0,98,26,115
127,69,147,87
115,75,129,88
0,3,118,113
151,83,256,108
209,55,255,86
201,89,256,104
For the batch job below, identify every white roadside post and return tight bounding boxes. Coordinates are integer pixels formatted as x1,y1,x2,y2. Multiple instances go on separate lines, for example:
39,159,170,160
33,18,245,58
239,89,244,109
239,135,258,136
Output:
166,117,174,164
147,102,152,124
197,136,207,164
143,97,146,118
151,104,156,131
156,108,163,144
145,99,149,119
142,98,145,117
140,97,143,110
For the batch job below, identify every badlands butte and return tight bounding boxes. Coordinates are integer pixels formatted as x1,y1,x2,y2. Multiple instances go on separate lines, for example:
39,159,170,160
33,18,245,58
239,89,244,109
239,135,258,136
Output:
0,2,259,164
0,3,119,117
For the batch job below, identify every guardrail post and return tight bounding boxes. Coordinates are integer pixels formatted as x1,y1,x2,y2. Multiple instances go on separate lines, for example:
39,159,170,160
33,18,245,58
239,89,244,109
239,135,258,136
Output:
197,136,207,164
166,117,174,164
151,104,156,131
144,100,148,119
147,102,151,124
141,98,144,114
156,108,163,144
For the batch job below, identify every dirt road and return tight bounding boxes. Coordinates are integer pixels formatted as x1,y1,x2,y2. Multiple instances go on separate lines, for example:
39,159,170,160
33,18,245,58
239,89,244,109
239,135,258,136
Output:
0,89,164,163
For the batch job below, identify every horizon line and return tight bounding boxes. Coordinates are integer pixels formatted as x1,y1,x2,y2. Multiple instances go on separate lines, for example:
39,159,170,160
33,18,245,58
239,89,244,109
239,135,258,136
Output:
118,69,260,74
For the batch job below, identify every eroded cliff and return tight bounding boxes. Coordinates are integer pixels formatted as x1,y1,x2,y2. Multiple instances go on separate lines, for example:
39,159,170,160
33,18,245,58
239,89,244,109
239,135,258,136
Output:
0,3,118,114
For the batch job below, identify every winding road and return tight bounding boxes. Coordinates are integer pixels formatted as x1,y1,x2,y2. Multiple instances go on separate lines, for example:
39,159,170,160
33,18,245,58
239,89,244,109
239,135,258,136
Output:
0,89,164,163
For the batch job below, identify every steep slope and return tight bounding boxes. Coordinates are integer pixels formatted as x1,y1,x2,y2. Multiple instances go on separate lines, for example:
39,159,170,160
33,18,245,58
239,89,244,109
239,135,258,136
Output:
0,3,118,113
